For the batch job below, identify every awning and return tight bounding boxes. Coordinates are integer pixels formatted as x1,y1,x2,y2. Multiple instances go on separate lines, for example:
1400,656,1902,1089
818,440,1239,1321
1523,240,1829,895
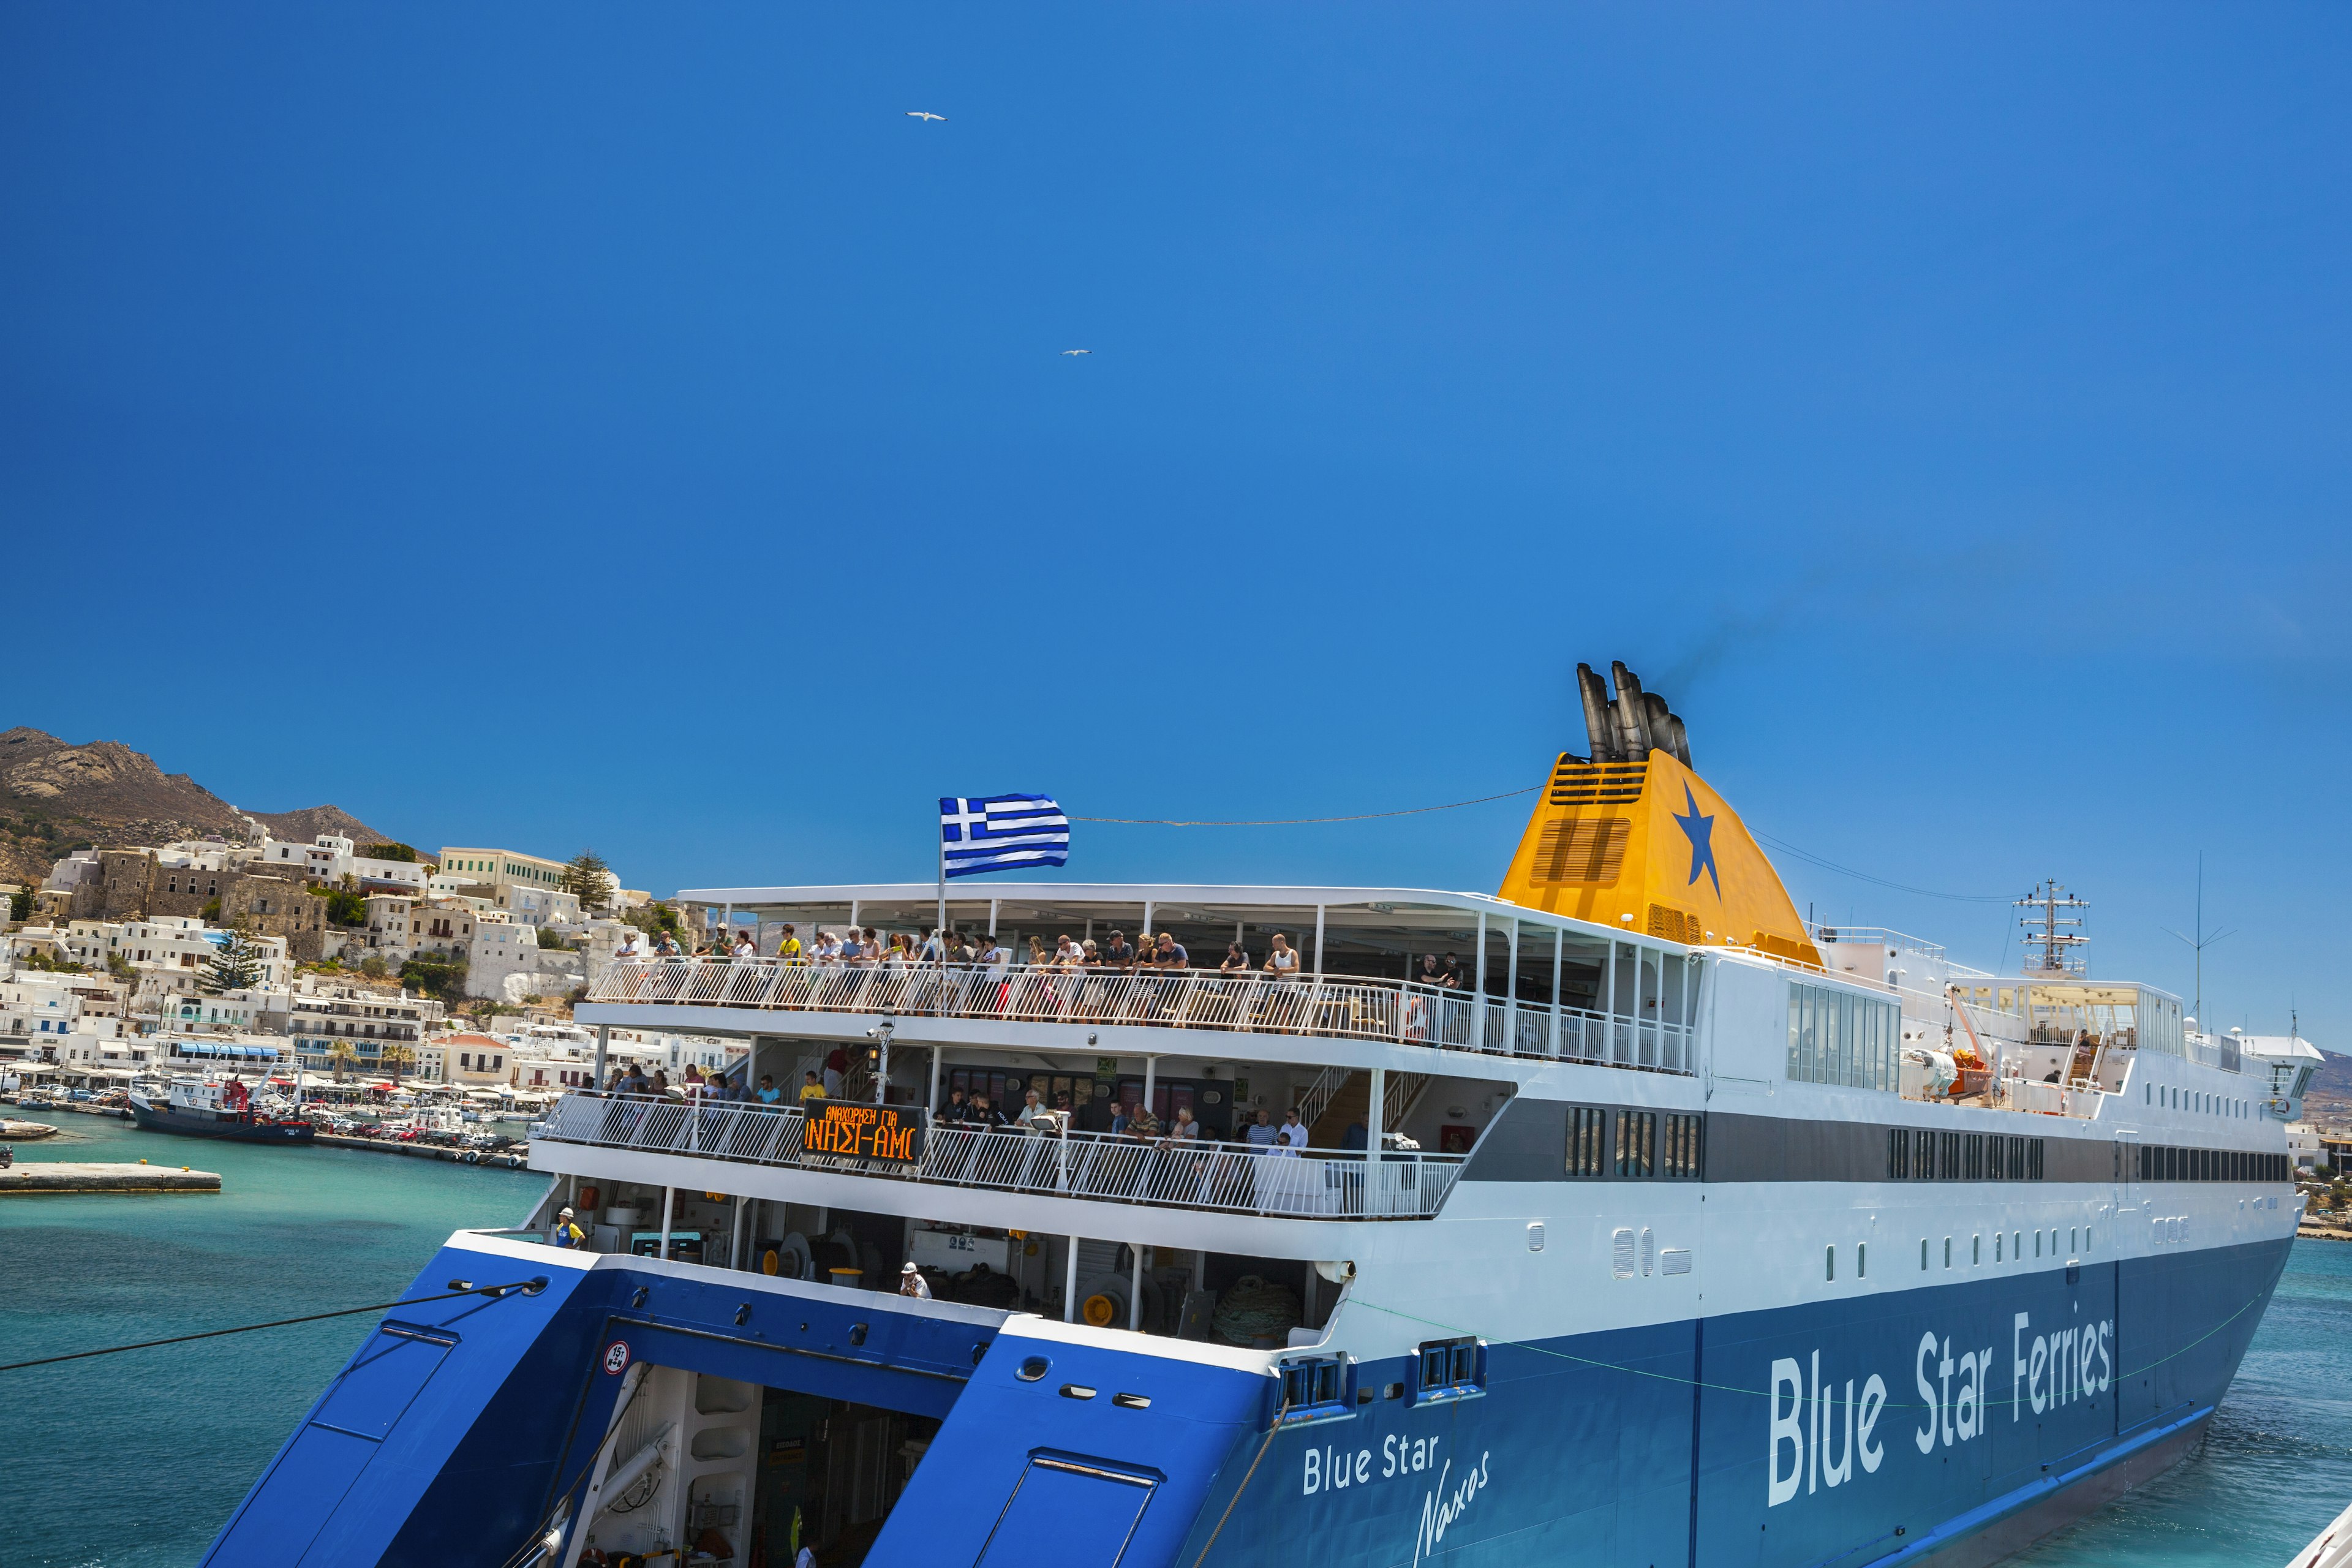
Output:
176,1043,281,1060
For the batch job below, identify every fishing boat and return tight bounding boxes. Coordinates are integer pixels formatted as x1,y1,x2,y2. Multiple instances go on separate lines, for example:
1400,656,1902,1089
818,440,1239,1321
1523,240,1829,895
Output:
130,1074,316,1144
200,663,2319,1568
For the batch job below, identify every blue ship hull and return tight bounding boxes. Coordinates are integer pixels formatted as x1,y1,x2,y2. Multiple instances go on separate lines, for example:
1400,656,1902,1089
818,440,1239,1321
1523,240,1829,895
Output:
198,1232,2287,1568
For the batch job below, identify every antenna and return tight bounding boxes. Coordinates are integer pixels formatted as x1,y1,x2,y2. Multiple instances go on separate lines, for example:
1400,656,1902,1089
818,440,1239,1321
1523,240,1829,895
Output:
2015,879,2090,976
2161,852,2234,1025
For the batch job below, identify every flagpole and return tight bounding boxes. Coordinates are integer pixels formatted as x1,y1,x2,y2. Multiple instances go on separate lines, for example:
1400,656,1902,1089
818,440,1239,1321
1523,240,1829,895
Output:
936,802,948,962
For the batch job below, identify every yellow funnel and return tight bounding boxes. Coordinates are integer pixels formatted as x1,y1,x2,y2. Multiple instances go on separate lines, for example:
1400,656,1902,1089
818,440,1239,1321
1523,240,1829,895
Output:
1498,749,1820,966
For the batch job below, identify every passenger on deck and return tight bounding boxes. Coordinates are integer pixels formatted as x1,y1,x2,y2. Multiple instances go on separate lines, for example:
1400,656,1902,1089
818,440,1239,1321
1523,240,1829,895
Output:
823,1047,847,1096
1416,954,1444,988
899,1261,932,1299
777,923,802,962
967,1092,1003,1128
799,1070,825,1104
1110,1099,1137,1135
756,1074,782,1106
940,1085,970,1123
732,932,756,959
1265,933,1300,980
1170,1106,1201,1141
615,929,645,961
1221,941,1251,978
1154,932,1190,969
1277,1109,1308,1153
1245,1109,1279,1147
1016,1088,1057,1133
1438,952,1466,989
1100,930,1135,969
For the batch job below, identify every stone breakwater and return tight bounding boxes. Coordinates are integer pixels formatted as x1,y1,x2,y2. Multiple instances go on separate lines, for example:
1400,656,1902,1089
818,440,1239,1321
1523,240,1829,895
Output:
0,1161,221,1194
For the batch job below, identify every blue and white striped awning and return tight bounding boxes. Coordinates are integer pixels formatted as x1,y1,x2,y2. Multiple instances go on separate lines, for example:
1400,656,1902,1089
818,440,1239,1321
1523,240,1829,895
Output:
175,1042,280,1060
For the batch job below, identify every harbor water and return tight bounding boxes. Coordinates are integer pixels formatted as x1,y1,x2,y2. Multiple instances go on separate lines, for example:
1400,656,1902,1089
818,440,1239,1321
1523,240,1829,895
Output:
0,1108,529,1568
2,1106,2349,1567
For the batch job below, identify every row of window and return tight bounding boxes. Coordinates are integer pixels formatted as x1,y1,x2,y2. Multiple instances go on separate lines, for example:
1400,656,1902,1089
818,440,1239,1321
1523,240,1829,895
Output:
1278,1336,1485,1420
1566,1107,1703,1180
1787,980,1901,1093
2148,1083,2256,1120
2140,1145,2286,1183
1918,1226,2089,1271
1888,1129,2049,1182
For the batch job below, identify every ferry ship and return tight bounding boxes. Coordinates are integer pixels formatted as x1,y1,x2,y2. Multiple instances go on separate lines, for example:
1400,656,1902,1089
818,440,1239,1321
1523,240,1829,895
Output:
201,664,2320,1568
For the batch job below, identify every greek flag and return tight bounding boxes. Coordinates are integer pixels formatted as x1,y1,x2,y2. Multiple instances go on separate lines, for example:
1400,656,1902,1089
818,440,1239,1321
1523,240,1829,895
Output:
940,794,1070,878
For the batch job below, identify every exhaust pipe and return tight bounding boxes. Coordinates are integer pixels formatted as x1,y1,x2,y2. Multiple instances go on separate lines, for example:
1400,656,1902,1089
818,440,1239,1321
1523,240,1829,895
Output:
1611,662,1654,758
1571,662,1695,768
1575,664,1618,762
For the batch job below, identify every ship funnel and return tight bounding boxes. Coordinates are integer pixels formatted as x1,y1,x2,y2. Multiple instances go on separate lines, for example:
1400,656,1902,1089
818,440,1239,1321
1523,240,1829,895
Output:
1572,661,1692,769
1509,660,1812,963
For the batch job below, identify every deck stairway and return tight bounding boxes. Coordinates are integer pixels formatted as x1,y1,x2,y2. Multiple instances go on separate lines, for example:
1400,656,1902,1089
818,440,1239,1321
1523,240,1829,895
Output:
1308,1069,1432,1146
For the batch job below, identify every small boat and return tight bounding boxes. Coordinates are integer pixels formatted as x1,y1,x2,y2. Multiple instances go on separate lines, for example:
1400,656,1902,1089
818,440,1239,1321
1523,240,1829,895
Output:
130,1076,316,1144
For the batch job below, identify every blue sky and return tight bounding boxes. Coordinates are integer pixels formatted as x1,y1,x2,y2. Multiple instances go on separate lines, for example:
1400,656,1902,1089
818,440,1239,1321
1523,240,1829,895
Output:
6,6,2348,1036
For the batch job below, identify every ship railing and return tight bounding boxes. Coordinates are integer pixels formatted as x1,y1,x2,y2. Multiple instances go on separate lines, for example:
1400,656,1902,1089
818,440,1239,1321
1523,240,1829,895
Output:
2185,1037,2243,1073
1995,1077,2104,1118
587,959,1693,1074
534,1090,1468,1221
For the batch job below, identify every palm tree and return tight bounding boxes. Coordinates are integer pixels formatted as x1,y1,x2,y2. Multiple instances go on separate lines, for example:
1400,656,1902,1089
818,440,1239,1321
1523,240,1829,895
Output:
326,1039,358,1084
379,1042,417,1085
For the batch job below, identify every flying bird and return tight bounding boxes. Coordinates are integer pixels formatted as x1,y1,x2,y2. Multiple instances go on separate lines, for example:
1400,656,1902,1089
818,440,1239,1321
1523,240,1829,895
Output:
1061,349,1091,356
907,111,946,123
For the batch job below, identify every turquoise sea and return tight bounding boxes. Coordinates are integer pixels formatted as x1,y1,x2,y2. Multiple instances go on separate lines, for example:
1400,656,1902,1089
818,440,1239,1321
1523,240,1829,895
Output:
2,1108,2347,1567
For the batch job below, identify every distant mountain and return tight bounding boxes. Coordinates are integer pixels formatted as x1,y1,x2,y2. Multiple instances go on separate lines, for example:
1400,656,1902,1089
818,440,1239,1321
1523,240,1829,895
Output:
0,726,394,887
2301,1047,2352,1130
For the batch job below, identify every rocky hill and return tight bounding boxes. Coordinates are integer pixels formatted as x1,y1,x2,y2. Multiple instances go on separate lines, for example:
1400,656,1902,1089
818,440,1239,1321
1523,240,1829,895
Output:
2300,1048,2352,1130
0,726,393,888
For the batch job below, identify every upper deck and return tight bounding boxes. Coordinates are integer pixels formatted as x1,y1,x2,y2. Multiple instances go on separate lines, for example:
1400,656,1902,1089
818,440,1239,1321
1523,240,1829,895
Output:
592,881,1704,1076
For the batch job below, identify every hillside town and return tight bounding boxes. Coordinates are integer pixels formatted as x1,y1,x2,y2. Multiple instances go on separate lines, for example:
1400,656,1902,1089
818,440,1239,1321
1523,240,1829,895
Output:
0,814,735,1100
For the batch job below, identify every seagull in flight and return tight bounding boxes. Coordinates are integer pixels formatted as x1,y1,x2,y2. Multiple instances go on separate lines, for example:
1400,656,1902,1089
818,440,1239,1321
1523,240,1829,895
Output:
907,111,946,123
1061,349,1091,356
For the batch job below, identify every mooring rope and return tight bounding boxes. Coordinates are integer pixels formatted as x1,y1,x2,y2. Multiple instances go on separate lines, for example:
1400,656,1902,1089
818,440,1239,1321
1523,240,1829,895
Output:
0,1278,546,1376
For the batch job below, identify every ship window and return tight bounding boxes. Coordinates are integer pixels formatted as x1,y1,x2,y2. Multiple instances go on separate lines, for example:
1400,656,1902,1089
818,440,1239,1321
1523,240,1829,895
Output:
1614,1111,1656,1178
1567,1107,1608,1178
1279,1355,1351,1417
1943,1237,1951,1268
1996,1232,2003,1262
1920,1238,1929,1271
2013,1231,2021,1259
2086,1227,2093,1251
1826,1245,1835,1282
2070,1227,2077,1254
1856,1243,1866,1278
1972,1234,1981,1265
1786,981,1899,1091
1412,1338,1483,1404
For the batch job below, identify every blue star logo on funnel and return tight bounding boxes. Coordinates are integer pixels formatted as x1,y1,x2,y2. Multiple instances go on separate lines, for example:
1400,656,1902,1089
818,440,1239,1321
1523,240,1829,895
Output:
1674,783,1719,896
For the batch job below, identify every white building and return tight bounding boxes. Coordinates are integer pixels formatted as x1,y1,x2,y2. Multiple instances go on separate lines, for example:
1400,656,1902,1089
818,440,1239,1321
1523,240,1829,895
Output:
1,973,84,1049
251,834,431,896
2288,1123,2324,1171
437,846,607,916
40,917,290,987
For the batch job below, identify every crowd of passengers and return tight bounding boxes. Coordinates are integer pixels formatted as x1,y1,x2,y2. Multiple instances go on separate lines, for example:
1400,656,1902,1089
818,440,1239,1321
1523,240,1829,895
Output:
614,922,1479,993
594,1056,1347,1155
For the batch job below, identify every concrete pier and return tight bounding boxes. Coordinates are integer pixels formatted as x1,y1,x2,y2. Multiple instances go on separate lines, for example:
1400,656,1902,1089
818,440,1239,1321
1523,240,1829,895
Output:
0,1162,221,1194
311,1133,532,1170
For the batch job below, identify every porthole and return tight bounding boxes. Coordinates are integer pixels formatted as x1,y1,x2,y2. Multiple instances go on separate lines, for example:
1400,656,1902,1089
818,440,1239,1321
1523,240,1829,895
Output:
1016,1356,1050,1382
